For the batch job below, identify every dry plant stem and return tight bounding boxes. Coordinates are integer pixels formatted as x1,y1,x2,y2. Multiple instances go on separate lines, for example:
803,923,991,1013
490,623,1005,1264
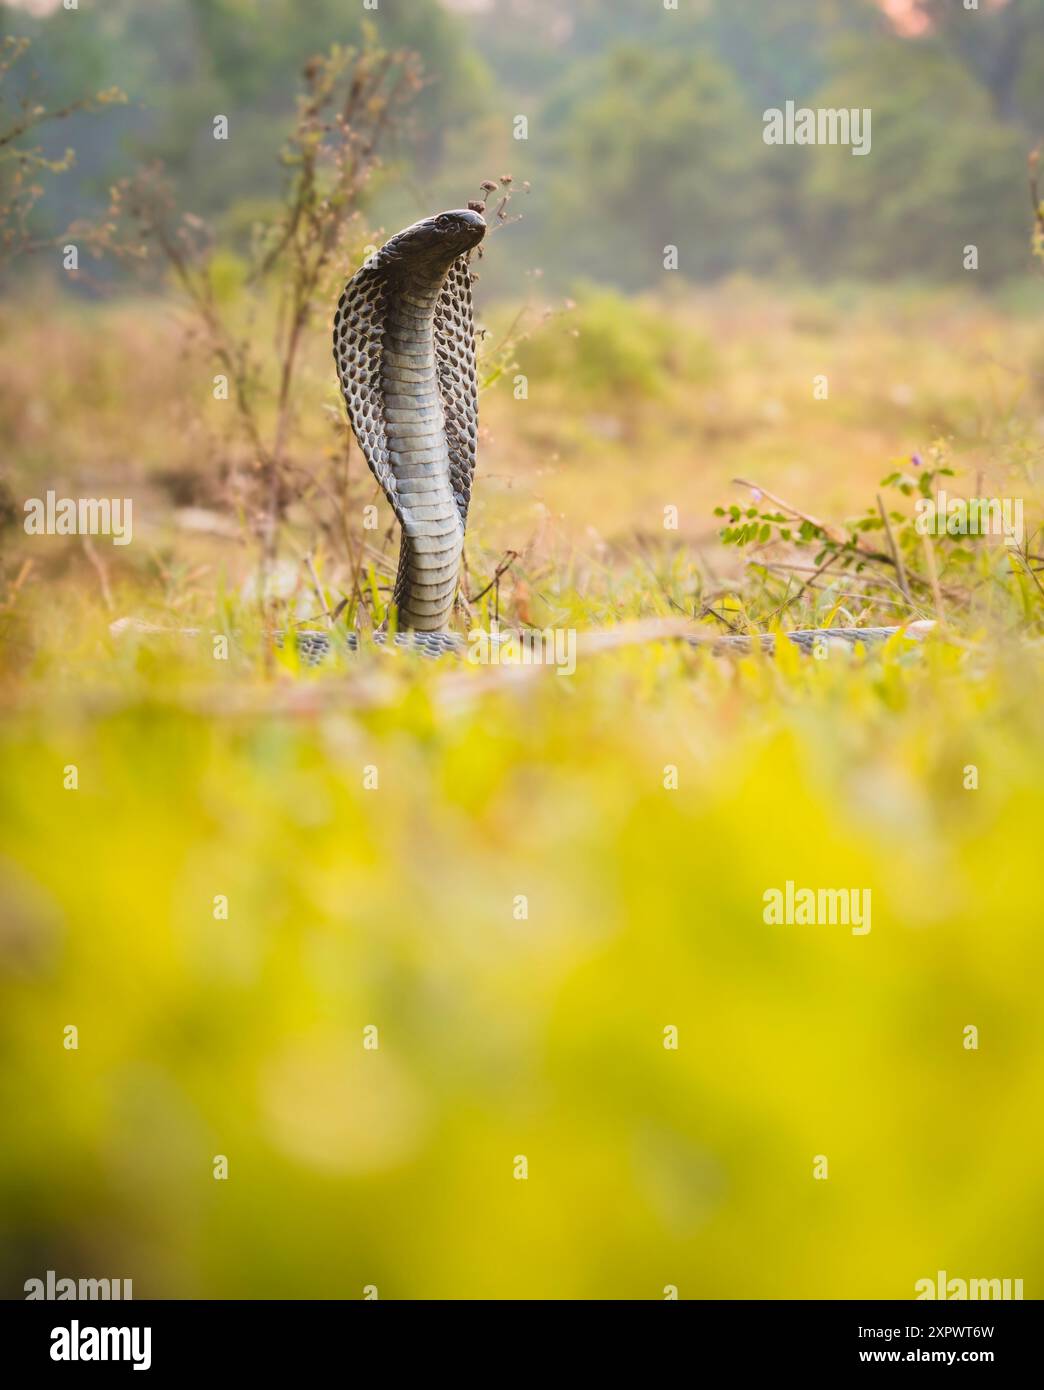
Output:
697,605,743,633
764,549,842,624
920,531,946,625
1030,150,1044,273
469,551,520,605
259,52,417,601
303,553,333,624
877,492,910,601
0,39,107,149
133,210,268,466
0,557,34,614
344,490,383,626
761,562,932,619
0,38,126,267
1010,534,1044,601
81,536,114,613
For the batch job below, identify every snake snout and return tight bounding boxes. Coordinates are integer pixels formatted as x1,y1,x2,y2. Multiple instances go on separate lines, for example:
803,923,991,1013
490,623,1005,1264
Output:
436,208,486,249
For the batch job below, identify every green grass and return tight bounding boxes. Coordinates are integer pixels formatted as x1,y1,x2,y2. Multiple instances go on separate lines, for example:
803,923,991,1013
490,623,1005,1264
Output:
2,580,1043,1297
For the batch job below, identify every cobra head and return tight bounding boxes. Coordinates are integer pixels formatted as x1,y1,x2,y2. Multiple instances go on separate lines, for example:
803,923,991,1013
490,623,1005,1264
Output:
383,208,486,277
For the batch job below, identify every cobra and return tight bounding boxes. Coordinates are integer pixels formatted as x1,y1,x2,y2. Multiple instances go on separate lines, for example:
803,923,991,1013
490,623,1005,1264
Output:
333,207,486,637
328,210,927,663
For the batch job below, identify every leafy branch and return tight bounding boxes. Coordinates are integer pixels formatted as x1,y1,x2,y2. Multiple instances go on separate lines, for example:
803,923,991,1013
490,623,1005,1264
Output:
0,35,126,269
715,440,1041,632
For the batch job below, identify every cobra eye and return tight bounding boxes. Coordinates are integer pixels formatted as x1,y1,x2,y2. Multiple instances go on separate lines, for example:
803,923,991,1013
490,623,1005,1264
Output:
435,214,454,231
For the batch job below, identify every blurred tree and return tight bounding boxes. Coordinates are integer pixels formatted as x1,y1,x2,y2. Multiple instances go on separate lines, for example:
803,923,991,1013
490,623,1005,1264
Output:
0,0,489,248
2,0,1042,291
800,37,1029,282
543,43,776,288
911,0,1044,123
705,0,886,110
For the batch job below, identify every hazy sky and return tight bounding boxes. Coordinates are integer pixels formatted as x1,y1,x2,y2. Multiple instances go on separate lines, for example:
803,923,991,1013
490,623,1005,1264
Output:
4,0,1012,37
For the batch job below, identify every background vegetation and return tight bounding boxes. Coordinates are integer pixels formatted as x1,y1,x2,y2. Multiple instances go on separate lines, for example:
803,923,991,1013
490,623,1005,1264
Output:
4,0,1044,291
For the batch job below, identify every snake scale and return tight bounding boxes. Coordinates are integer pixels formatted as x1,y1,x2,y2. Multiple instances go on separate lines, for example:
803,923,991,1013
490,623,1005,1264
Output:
317,210,920,664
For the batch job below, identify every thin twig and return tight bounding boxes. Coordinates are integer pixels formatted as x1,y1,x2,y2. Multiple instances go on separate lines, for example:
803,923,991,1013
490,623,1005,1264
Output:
469,550,519,604
81,535,114,613
920,532,946,626
876,492,910,601
303,552,334,624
